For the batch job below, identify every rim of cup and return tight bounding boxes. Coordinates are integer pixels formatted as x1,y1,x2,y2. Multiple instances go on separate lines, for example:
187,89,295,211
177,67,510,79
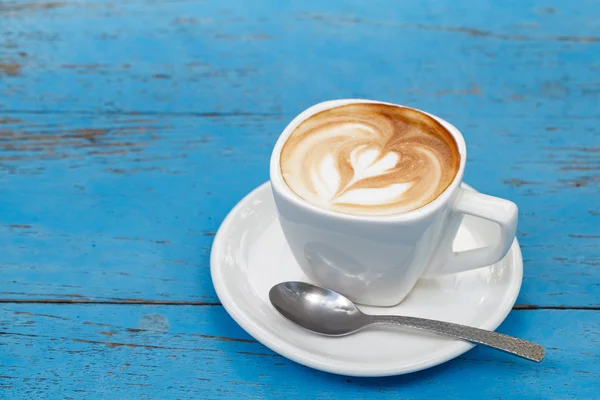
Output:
270,99,467,223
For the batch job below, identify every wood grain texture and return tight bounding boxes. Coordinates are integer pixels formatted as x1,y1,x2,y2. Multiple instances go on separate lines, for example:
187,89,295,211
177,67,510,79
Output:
1,305,598,399
0,0,599,397
1,0,598,305
0,112,598,306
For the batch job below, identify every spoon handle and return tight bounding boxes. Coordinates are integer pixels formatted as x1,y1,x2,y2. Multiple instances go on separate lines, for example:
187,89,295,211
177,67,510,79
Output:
370,315,545,362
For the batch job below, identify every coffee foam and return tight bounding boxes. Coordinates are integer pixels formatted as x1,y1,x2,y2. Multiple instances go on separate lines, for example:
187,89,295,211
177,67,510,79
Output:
280,103,460,216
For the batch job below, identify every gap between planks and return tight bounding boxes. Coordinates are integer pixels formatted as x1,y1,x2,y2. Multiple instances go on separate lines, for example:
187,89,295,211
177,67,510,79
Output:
0,108,282,118
0,299,597,310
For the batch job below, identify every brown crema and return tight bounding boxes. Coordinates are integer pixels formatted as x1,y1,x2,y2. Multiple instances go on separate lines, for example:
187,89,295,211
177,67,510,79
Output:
280,103,461,216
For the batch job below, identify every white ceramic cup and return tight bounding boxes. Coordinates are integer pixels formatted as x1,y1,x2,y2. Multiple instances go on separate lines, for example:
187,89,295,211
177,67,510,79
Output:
270,99,518,306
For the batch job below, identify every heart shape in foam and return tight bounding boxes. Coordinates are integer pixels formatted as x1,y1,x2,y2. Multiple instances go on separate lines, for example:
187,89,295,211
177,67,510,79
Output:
311,144,415,207
334,145,414,206
350,145,399,182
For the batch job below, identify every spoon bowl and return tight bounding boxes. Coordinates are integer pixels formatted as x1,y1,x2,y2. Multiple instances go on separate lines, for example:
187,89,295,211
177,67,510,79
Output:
269,281,369,336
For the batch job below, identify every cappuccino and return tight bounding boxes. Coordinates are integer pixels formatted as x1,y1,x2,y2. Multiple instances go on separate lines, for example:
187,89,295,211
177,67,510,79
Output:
280,103,460,216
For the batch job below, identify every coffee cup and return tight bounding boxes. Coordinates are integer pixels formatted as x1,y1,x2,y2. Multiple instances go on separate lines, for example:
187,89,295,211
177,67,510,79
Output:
270,99,517,306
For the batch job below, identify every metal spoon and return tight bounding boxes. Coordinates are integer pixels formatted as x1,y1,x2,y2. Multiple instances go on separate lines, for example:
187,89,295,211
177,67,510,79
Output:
269,281,545,362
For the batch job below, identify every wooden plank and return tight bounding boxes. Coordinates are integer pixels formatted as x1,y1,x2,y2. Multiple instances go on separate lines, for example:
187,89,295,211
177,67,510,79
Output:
0,305,598,398
2,0,600,118
0,112,598,306
0,113,271,303
1,0,598,306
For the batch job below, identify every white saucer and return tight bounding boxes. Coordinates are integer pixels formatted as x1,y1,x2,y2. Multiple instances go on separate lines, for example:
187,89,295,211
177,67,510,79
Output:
211,182,523,377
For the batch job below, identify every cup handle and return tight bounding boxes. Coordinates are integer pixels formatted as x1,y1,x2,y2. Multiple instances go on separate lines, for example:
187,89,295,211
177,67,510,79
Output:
424,187,518,276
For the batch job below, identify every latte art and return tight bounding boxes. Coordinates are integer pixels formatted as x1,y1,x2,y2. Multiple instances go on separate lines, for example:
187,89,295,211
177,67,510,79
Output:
280,103,460,216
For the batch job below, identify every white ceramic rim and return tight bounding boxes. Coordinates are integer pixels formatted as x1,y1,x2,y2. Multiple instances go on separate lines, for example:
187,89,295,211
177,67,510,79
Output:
269,99,468,223
211,182,523,377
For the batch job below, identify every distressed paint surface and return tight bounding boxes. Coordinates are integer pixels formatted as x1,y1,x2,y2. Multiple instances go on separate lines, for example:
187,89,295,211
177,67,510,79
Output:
1,306,599,399
0,0,598,398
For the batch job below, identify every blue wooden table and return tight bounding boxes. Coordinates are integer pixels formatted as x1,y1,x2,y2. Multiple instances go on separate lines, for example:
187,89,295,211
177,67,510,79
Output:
1,0,599,398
